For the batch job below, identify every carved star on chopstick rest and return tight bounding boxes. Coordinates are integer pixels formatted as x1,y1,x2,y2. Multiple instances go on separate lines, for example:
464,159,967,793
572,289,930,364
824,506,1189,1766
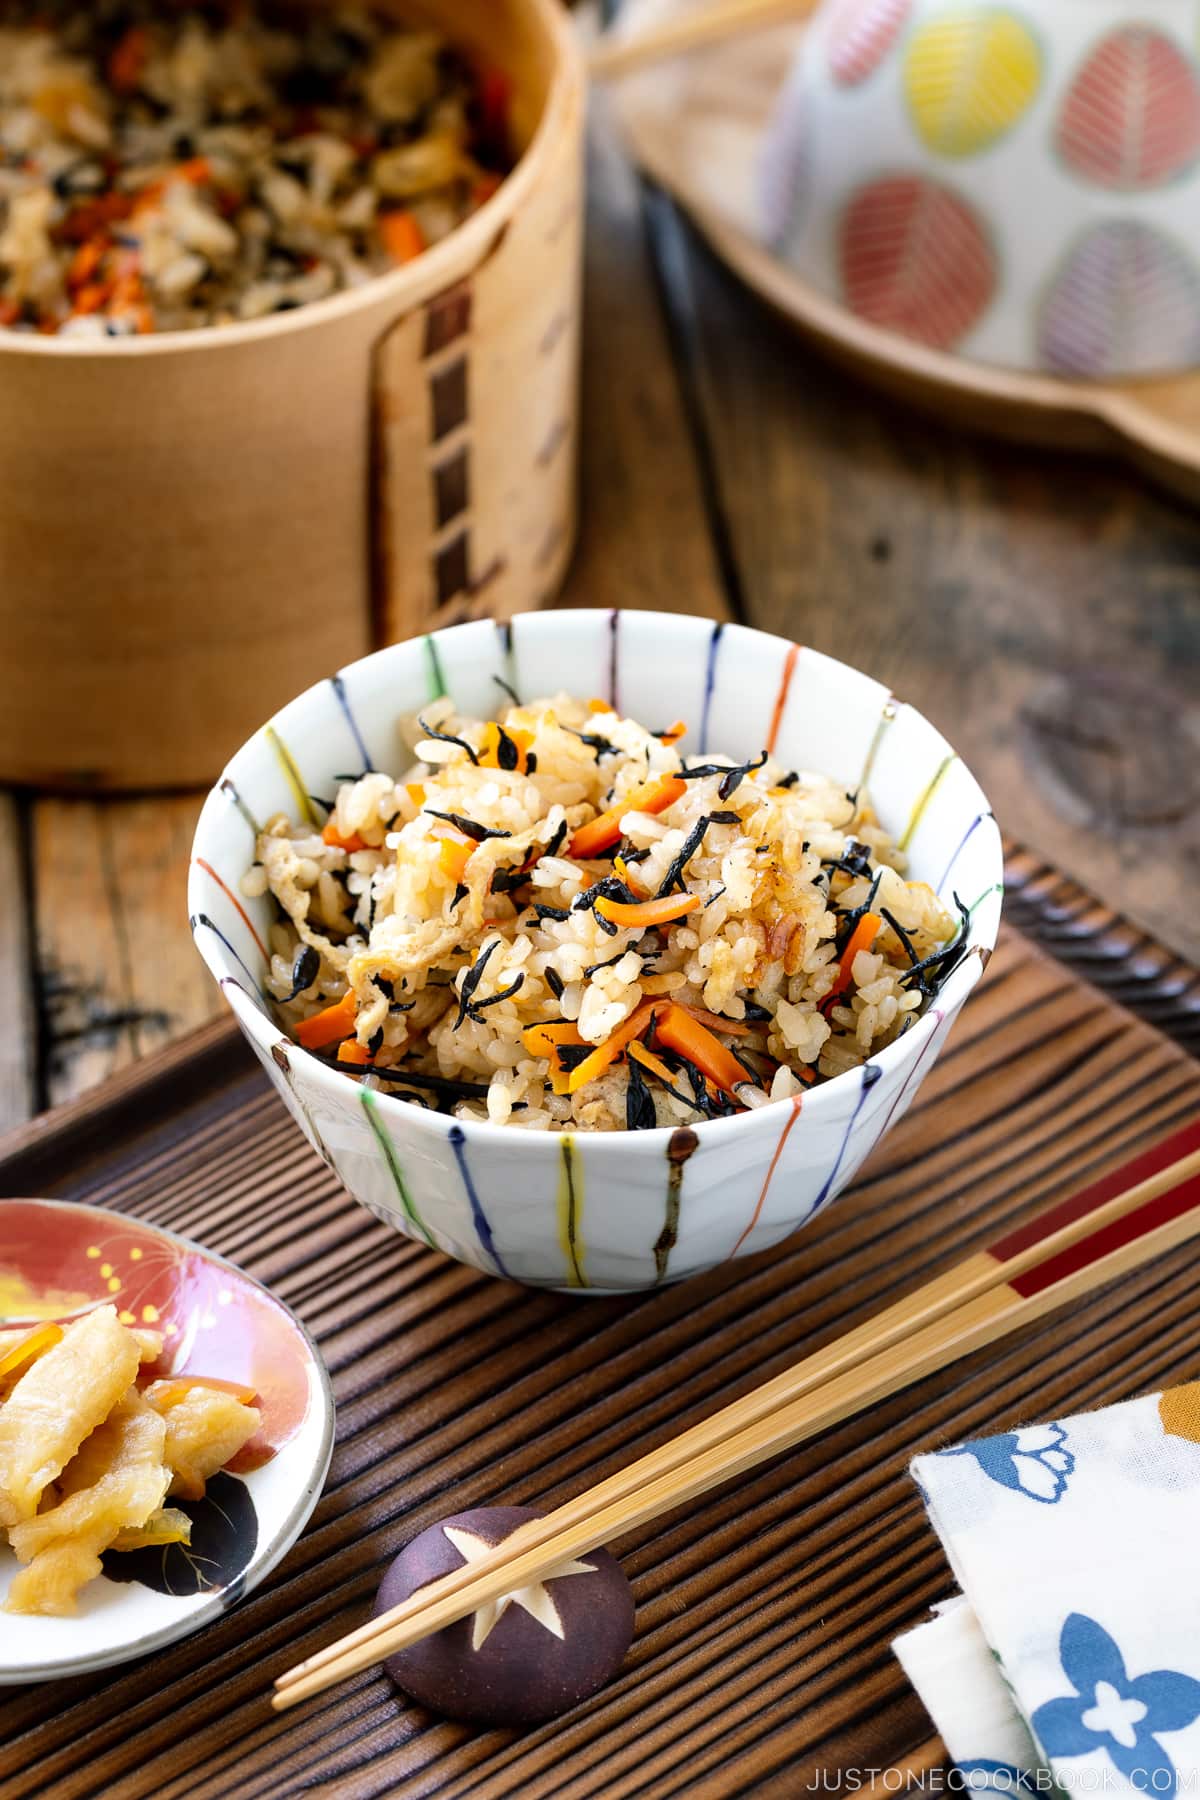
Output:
440,1524,596,1650
368,1506,636,1725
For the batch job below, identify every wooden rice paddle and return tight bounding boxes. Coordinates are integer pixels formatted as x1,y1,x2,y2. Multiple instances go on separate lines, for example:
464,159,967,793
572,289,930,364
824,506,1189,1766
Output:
272,1118,1200,1710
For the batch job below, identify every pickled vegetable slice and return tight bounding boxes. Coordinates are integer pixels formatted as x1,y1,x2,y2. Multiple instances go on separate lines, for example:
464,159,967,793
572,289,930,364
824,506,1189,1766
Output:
110,1506,193,1552
144,1381,261,1503
6,1395,169,1615
0,1306,143,1528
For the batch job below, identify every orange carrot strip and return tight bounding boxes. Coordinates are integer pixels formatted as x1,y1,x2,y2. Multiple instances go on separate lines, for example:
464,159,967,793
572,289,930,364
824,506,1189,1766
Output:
586,698,610,714
380,208,425,265
108,258,148,315
479,722,502,766
0,1322,63,1381
561,995,758,1096
479,722,533,773
150,1376,258,1408
522,1021,586,1058
565,1000,669,1094
655,1003,751,1099
594,892,701,929
71,281,111,316
322,821,367,853
130,159,210,217
568,775,686,861
67,238,105,291
337,1040,374,1067
821,911,884,1013
658,720,688,745
438,836,474,882
627,1039,682,1088
406,783,426,805
296,990,357,1050
523,1020,586,1096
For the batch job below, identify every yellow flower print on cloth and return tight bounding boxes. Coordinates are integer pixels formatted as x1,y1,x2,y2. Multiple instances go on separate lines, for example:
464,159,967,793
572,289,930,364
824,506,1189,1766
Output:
905,6,1043,157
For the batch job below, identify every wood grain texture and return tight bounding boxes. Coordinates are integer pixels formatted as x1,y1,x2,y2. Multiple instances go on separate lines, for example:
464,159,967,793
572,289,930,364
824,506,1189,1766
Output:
641,197,1200,965
1004,840,1200,1060
0,793,35,1132
31,794,223,1109
0,897,1197,1799
562,95,729,622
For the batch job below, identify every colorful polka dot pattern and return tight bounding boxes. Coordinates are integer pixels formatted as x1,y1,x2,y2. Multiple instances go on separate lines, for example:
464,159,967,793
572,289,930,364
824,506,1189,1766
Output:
1038,220,1200,378
1055,26,1200,191
765,0,1200,374
826,0,912,87
904,8,1042,158
839,175,996,349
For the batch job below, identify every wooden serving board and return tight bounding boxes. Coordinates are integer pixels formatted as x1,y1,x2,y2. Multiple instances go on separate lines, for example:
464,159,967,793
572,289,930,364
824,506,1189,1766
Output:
0,845,1198,1800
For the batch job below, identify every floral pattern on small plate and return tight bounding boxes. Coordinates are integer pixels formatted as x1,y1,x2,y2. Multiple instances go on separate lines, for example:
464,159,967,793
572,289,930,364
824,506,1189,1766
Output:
0,1198,334,1683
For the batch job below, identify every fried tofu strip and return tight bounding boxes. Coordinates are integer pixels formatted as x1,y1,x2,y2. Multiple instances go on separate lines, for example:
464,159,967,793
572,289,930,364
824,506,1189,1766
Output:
144,1382,261,1502
0,1306,147,1527
6,1394,169,1615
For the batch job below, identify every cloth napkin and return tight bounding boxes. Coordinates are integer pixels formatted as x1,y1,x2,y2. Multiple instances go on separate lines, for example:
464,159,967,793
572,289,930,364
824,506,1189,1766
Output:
894,1385,1200,1793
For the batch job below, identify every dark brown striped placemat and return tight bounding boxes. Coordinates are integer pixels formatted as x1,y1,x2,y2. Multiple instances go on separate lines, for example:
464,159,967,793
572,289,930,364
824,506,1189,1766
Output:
1,854,1199,1800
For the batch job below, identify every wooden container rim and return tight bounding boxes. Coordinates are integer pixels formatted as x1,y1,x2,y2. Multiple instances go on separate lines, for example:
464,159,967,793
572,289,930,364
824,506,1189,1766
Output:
0,0,584,363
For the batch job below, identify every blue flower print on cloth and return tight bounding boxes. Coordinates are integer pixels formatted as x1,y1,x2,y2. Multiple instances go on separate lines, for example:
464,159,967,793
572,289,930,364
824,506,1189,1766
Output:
1032,1614,1200,1793
940,1423,1074,1504
897,1387,1200,1793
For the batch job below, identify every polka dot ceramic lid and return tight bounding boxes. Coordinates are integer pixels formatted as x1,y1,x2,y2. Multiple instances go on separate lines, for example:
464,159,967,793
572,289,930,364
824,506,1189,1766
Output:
762,0,1200,377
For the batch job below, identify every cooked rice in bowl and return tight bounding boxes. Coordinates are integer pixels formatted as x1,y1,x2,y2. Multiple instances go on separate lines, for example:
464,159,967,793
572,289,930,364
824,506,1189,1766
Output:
244,692,969,1133
0,0,510,336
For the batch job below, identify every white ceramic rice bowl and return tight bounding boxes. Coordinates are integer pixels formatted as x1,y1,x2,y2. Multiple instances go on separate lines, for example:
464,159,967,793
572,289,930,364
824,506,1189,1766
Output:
189,610,1003,1293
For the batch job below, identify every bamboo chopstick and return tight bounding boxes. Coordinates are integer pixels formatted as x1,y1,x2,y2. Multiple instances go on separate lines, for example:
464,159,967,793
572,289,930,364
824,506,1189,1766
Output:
272,1120,1200,1711
588,0,816,81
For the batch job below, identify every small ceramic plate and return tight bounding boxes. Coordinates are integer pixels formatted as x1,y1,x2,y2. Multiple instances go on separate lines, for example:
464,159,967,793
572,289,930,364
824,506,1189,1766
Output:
0,1198,334,1683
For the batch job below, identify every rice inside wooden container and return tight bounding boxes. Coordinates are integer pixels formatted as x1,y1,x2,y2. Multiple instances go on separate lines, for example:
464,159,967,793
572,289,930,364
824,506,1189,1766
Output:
0,0,583,789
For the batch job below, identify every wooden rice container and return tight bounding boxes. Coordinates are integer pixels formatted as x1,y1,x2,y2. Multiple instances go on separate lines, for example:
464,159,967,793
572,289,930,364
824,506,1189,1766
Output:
0,0,584,789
